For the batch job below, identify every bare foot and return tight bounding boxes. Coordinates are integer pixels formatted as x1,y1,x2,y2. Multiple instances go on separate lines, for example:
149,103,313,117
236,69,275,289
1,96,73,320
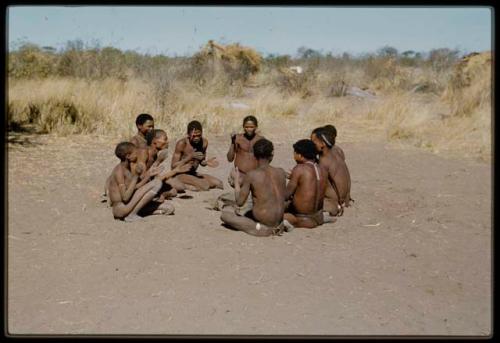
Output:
153,202,175,215
283,219,295,232
124,214,143,222
162,190,177,200
323,212,337,224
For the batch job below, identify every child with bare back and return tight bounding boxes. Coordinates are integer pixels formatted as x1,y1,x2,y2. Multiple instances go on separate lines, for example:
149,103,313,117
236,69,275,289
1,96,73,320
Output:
311,127,352,216
283,139,335,229
323,124,346,161
170,120,223,192
220,138,291,236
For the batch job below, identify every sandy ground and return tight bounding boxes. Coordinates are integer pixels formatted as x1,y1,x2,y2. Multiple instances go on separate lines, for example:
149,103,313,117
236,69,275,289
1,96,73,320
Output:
7,118,491,336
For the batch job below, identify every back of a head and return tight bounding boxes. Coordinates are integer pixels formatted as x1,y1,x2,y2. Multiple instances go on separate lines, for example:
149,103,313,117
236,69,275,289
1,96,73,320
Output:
243,115,258,126
312,126,324,137
253,138,273,160
293,139,317,161
187,120,203,133
136,113,154,126
323,124,337,138
146,129,167,145
115,142,135,161
314,127,334,148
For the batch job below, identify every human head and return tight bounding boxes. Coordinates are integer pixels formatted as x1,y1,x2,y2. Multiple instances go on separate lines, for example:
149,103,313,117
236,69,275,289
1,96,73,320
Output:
311,127,333,153
135,113,154,136
187,120,203,144
115,142,137,162
150,129,168,150
253,138,274,161
242,115,258,137
293,139,317,163
322,124,337,145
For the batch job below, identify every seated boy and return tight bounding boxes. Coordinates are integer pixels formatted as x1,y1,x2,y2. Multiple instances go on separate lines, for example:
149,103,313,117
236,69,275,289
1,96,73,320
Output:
220,138,290,236
311,127,352,216
107,142,190,222
284,139,335,229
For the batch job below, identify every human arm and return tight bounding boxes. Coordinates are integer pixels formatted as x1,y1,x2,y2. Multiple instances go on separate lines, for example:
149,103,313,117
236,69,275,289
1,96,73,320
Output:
234,167,251,206
171,140,193,169
226,132,237,162
285,166,300,200
116,167,139,203
198,138,209,166
326,164,343,215
156,162,193,181
134,165,162,189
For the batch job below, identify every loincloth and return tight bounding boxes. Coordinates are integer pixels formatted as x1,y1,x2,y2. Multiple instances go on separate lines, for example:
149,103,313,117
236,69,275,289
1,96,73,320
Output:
286,202,324,225
294,210,324,226
242,210,285,236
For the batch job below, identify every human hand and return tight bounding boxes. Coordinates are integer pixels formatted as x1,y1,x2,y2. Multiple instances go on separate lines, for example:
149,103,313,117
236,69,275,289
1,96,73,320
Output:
175,162,193,174
134,163,145,176
230,132,237,144
206,157,219,168
148,166,161,177
192,151,205,161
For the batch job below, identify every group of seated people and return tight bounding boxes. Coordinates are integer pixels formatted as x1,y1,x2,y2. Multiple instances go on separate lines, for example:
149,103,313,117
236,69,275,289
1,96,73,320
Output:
105,113,352,236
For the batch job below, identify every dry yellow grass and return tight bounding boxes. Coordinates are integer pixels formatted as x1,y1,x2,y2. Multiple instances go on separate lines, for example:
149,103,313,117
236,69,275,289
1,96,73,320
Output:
8,50,492,162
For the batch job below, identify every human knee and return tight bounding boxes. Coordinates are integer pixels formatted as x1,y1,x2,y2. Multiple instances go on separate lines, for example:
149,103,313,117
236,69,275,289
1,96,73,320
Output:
151,178,162,193
199,181,210,191
213,179,224,189
220,211,235,224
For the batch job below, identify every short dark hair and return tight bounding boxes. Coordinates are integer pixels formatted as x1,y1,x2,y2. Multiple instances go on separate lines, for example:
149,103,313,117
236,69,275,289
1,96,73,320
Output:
243,115,258,126
312,127,333,148
146,129,167,145
323,124,337,138
115,142,135,161
253,138,273,160
293,139,317,160
311,126,324,137
187,120,203,133
135,113,154,126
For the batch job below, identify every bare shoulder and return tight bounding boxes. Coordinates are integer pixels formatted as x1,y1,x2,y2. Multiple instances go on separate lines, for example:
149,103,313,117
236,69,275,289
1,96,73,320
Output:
175,138,187,149
292,164,305,174
273,166,287,178
246,168,260,181
203,137,209,147
235,133,244,142
158,149,169,160
130,136,139,145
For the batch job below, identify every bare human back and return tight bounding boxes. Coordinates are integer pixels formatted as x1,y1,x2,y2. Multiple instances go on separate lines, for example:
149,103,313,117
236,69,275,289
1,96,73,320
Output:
221,138,288,236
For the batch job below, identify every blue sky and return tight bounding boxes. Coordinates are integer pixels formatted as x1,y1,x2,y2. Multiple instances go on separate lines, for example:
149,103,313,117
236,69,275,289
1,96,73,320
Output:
7,6,492,56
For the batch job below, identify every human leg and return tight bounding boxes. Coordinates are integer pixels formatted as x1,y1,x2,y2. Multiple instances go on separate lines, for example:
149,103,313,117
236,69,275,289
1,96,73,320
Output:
221,210,279,237
112,179,162,221
199,173,224,189
166,176,187,193
176,173,210,191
